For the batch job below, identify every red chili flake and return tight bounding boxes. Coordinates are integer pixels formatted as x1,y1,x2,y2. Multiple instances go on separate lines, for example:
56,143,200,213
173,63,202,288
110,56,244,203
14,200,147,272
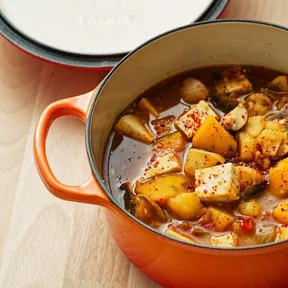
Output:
182,182,195,190
153,161,159,168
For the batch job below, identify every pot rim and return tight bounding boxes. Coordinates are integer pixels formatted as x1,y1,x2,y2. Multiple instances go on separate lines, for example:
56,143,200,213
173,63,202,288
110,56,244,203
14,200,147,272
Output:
0,0,228,69
86,19,288,250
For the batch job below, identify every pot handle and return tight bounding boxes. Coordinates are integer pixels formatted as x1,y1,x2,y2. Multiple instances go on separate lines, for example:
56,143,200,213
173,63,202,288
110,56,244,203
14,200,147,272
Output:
34,89,111,207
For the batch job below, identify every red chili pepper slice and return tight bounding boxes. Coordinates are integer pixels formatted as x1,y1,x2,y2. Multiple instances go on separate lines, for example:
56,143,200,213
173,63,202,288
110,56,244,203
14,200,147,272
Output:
241,217,255,233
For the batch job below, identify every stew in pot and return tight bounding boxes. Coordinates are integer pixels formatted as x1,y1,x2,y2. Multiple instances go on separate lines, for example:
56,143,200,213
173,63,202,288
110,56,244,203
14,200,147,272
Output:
103,66,288,248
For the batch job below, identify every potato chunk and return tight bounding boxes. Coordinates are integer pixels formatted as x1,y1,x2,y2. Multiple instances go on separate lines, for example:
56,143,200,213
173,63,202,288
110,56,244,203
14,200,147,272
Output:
277,132,288,157
236,166,265,191
184,148,225,176
238,199,262,217
257,129,283,157
193,116,237,157
167,193,204,220
242,116,266,137
137,98,159,117
195,163,240,202
237,132,257,161
135,174,191,205
235,166,266,199
153,132,186,153
265,119,285,132
256,225,278,244
221,103,248,131
273,201,288,224
208,206,236,231
245,93,272,116
115,114,154,144
268,75,288,92
180,78,208,104
278,227,288,241
210,233,239,247
175,101,218,139
265,120,288,157
223,77,252,98
269,158,288,197
165,229,196,243
143,153,181,179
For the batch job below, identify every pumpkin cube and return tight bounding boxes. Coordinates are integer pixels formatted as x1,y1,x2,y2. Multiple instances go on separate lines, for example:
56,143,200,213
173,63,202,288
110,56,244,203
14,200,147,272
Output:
193,116,237,157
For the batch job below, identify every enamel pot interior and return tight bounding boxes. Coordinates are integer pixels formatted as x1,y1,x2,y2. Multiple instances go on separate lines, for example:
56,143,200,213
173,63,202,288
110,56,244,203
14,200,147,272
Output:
87,20,288,249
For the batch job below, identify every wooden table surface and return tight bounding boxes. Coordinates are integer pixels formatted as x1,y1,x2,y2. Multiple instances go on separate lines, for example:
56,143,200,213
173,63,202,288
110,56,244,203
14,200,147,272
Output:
0,0,287,287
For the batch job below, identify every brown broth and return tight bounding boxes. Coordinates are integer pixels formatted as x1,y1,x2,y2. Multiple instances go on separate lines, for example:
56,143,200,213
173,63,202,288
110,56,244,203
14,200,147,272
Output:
103,65,288,247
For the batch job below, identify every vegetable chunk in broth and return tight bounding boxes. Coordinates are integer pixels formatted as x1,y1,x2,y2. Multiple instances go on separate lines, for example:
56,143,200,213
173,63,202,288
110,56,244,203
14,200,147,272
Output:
103,66,288,248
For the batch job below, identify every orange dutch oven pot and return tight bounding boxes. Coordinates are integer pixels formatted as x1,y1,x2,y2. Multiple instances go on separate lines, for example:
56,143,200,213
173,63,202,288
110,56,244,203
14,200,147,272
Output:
34,20,288,288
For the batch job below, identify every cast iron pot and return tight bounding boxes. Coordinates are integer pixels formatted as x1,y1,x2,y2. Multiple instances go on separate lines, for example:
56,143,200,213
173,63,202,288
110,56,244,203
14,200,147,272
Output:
34,20,288,288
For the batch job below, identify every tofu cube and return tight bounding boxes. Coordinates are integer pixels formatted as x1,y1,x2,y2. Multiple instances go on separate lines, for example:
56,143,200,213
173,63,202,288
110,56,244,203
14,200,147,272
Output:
223,77,252,97
216,68,253,98
195,163,240,202
175,101,218,139
257,129,283,156
144,152,181,179
184,148,225,176
210,233,239,247
278,227,288,241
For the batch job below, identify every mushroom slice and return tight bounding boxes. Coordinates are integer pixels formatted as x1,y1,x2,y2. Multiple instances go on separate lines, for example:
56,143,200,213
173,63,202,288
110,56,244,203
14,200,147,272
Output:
221,103,248,131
